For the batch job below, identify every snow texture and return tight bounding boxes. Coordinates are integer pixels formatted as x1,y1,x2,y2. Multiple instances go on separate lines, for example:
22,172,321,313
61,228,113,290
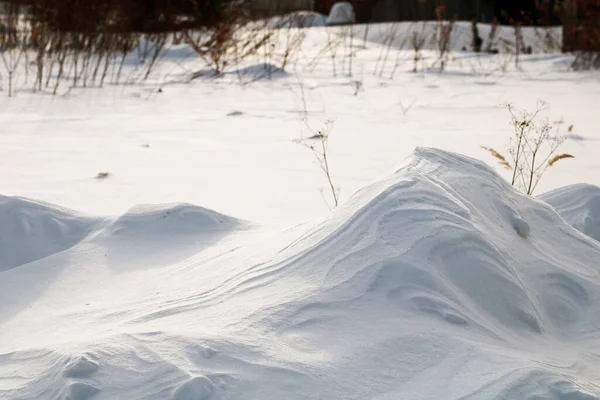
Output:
0,17,599,400
2,148,600,399
0,195,99,271
540,184,600,242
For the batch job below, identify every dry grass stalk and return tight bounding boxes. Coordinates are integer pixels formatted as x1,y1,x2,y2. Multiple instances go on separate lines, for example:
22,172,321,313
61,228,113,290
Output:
483,102,576,195
548,153,574,166
297,119,339,208
481,146,512,169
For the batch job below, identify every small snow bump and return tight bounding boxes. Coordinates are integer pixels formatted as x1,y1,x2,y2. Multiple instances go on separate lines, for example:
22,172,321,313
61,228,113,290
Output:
63,355,99,378
171,376,215,400
65,381,101,400
200,346,218,359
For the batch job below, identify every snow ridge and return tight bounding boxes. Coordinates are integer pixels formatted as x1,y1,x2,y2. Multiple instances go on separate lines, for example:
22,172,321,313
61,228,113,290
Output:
1,148,600,399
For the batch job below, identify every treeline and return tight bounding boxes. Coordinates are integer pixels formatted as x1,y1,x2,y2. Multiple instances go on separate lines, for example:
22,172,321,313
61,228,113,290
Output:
0,0,240,33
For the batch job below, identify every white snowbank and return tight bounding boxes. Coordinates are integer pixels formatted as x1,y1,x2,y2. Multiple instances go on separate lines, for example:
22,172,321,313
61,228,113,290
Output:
1,149,600,399
0,195,99,271
539,183,600,242
91,203,246,272
326,2,355,26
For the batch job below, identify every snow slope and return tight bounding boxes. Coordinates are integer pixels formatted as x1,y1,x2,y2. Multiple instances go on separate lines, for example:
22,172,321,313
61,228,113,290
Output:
540,184,600,242
0,195,100,271
2,148,600,399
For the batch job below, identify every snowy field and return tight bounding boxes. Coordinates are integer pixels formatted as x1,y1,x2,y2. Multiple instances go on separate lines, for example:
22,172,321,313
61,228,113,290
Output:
1,21,600,399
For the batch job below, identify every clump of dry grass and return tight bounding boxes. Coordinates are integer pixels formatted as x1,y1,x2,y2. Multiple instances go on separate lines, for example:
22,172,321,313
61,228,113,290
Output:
548,153,574,166
481,146,511,169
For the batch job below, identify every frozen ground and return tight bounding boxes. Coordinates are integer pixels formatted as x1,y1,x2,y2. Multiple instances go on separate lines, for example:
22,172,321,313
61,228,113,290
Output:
1,21,600,400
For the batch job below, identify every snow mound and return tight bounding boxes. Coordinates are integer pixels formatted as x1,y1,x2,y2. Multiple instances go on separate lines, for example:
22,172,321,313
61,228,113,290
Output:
0,195,99,271
539,183,600,242
92,203,245,271
64,381,101,400
2,149,600,399
100,203,240,237
326,2,355,26
63,354,100,378
274,148,600,338
171,376,215,400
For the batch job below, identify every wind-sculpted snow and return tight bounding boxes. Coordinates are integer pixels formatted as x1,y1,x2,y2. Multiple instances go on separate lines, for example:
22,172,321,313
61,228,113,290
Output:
540,183,600,242
0,195,100,271
1,149,600,399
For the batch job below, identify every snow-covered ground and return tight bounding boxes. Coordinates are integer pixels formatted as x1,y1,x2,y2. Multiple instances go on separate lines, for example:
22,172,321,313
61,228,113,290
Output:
1,21,600,399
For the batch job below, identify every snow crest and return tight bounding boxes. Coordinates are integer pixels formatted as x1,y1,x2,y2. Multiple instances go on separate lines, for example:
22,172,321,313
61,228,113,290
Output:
2,149,600,399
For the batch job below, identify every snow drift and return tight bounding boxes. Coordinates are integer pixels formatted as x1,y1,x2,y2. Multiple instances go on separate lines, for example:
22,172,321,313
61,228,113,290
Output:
1,148,600,400
540,183,600,242
0,195,99,271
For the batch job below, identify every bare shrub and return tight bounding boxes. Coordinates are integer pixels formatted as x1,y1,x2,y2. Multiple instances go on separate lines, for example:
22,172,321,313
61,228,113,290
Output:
184,27,230,75
30,21,51,91
325,27,342,77
512,22,529,68
0,0,254,95
0,2,25,97
572,51,600,70
374,23,399,77
305,27,342,76
276,15,307,72
471,20,482,52
389,26,414,79
143,33,168,81
296,119,340,208
432,5,454,72
533,26,561,53
411,27,427,73
342,23,356,77
184,13,274,77
483,102,575,195
114,34,139,84
485,19,499,53
352,79,362,96
562,0,600,70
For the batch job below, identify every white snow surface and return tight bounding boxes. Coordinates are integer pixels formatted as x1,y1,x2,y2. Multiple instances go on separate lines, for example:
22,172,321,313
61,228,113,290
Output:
2,148,600,399
0,195,100,271
1,19,600,400
539,184,600,242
